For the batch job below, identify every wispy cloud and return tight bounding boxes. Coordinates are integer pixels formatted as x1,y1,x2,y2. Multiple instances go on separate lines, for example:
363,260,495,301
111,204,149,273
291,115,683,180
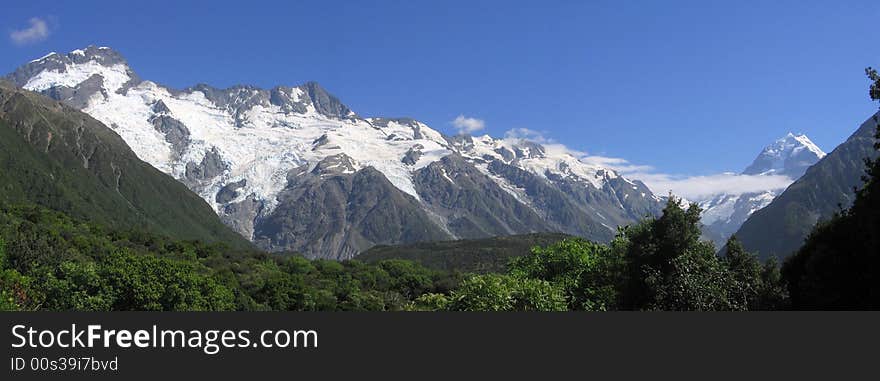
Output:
10,17,51,45
581,155,795,200
504,128,552,144
632,172,794,200
500,128,794,200
503,128,649,172
451,115,486,134
580,155,655,174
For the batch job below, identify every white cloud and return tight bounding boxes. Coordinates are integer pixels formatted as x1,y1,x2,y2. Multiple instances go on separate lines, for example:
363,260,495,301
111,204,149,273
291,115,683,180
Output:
580,155,655,174
451,115,486,134
503,128,651,172
504,128,552,144
10,17,51,45
500,128,793,201
633,172,794,200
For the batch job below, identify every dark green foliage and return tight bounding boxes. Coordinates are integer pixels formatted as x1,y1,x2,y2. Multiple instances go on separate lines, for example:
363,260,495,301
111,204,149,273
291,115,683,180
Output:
357,233,571,273
509,239,622,310
0,202,459,311
609,200,786,311
616,198,732,310
0,198,788,311
724,237,788,310
868,67,880,101
429,198,785,311
0,235,31,311
781,70,880,310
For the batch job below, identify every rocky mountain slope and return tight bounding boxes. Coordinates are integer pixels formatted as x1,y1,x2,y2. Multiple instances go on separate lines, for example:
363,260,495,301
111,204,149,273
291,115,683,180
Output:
699,133,825,246
733,112,880,259
0,80,252,248
7,46,663,258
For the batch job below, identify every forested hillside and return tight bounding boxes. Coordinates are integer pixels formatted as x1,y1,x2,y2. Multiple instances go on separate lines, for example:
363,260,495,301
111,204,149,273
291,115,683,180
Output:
0,202,460,311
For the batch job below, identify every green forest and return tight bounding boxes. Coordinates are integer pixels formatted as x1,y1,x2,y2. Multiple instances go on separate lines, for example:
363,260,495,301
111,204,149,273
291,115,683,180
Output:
0,71,878,312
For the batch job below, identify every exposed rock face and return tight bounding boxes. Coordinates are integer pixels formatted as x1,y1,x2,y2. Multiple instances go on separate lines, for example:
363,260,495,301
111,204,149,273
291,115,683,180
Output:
149,100,191,158
38,74,106,109
216,179,247,204
402,144,424,165
254,158,449,259
220,194,264,241
414,154,553,239
185,147,227,184
300,81,353,119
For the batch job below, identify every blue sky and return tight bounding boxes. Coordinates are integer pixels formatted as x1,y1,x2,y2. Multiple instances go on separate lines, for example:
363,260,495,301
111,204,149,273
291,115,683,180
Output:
2,0,879,194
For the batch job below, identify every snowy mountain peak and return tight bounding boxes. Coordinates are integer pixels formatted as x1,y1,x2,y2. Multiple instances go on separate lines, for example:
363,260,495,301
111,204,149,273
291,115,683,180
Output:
25,45,128,68
701,132,826,247
7,46,140,111
742,132,826,178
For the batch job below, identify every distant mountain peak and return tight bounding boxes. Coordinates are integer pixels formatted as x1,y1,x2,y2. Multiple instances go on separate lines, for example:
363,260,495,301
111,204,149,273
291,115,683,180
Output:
6,45,140,104
733,112,880,259
742,132,826,178
700,132,826,248
782,132,825,158
19,45,130,73
69,45,128,64
299,81,354,119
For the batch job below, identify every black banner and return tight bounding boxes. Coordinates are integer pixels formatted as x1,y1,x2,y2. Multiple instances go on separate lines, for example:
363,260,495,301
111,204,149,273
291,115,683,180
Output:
1,312,877,379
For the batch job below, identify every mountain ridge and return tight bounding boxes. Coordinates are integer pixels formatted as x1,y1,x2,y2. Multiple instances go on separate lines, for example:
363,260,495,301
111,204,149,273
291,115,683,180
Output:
7,46,664,258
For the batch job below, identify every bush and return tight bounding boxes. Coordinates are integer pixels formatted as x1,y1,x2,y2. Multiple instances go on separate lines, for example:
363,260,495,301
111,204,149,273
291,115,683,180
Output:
447,274,566,311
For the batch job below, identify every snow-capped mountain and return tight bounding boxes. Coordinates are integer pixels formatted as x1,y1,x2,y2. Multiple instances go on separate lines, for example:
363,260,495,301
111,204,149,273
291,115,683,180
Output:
700,133,826,246
742,133,826,177
7,46,663,258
